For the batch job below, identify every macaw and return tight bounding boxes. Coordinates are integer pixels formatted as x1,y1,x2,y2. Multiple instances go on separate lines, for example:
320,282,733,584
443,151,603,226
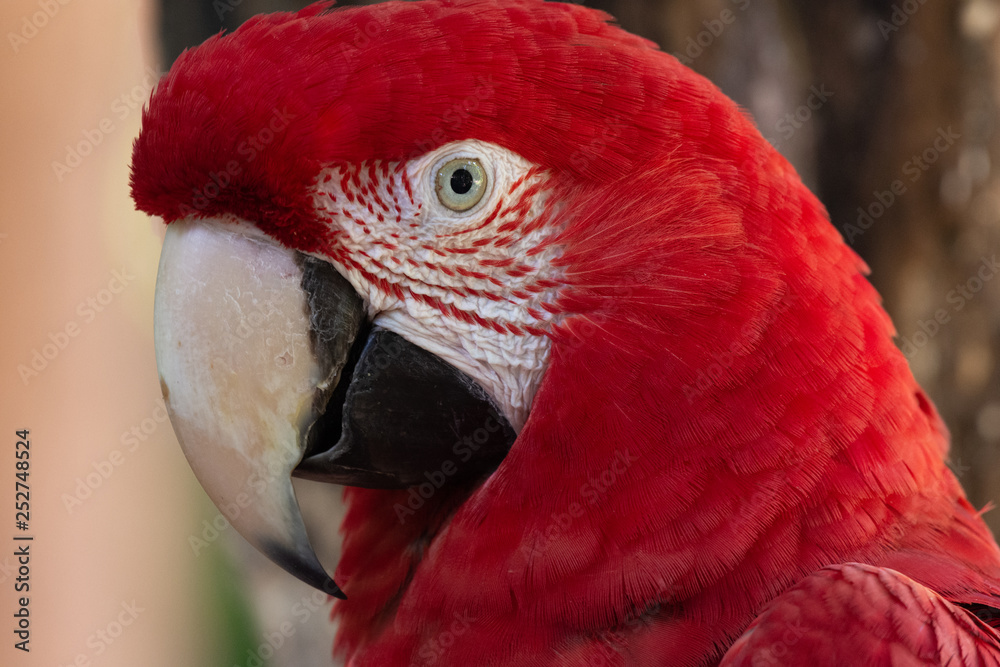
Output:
130,1,1000,664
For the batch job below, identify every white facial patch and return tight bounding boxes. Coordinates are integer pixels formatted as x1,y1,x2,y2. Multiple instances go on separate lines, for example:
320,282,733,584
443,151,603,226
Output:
311,140,566,429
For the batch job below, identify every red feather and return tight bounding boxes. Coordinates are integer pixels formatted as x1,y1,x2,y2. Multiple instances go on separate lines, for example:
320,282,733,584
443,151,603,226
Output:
131,1,1000,664
720,564,1000,666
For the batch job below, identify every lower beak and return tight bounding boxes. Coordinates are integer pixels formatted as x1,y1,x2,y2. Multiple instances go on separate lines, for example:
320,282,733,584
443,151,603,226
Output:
153,219,515,595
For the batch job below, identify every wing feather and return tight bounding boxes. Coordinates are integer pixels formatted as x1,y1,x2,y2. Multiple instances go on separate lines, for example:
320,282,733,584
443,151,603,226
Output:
720,563,1000,666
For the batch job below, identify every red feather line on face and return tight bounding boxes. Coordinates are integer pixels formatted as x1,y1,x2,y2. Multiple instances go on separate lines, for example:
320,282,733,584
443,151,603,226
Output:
131,1,1000,665
314,156,561,336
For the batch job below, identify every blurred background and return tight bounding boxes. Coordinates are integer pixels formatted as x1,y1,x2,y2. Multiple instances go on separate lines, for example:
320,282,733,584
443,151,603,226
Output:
2,0,999,665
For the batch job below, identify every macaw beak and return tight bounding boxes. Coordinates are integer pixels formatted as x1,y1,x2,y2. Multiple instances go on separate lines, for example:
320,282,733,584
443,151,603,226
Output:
153,220,516,596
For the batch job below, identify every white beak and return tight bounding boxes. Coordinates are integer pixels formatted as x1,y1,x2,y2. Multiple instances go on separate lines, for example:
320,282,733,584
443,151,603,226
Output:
153,219,345,596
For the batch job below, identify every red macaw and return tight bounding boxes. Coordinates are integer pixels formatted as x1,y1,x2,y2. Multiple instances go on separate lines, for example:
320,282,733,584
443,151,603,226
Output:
130,1,1000,664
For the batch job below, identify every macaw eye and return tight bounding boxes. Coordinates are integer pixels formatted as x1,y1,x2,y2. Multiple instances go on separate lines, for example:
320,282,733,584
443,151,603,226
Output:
435,158,487,212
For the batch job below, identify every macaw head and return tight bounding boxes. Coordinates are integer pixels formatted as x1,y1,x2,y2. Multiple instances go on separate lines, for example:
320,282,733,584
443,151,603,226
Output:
132,0,949,659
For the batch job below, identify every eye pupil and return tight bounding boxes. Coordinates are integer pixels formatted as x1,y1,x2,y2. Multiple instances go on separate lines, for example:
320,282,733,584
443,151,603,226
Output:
450,169,473,195
435,157,487,212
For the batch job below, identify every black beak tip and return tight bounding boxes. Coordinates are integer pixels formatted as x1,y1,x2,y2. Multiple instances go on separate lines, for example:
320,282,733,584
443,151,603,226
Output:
325,579,348,600
262,541,347,599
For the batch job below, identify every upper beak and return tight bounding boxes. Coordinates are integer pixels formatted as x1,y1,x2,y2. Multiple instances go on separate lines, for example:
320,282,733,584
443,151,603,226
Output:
153,219,516,595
